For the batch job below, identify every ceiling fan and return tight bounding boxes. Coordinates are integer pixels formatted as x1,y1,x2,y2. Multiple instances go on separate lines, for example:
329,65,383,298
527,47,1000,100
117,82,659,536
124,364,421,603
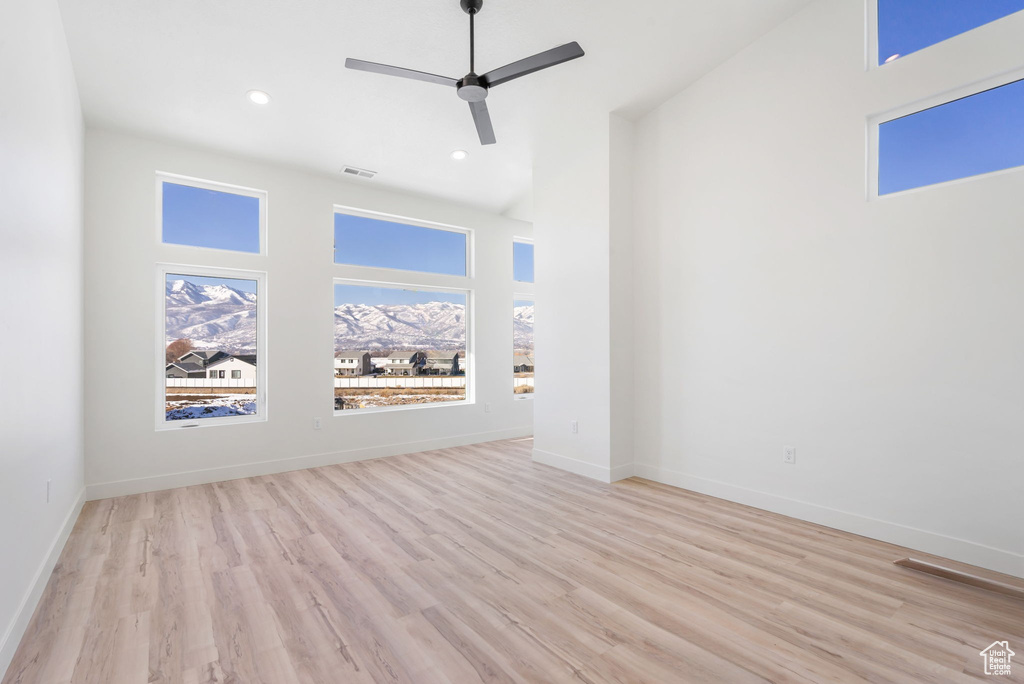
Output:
345,0,585,146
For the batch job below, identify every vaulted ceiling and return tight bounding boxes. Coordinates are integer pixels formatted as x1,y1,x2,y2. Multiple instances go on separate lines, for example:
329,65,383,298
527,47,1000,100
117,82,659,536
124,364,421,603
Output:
58,0,810,213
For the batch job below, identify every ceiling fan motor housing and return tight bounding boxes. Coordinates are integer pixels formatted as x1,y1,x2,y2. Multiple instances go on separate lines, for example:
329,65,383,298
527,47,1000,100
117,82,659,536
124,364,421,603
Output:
457,74,488,101
460,0,483,14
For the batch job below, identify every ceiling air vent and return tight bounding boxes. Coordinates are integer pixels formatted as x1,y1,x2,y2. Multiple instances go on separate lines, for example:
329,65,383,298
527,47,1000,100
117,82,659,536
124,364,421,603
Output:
341,165,377,179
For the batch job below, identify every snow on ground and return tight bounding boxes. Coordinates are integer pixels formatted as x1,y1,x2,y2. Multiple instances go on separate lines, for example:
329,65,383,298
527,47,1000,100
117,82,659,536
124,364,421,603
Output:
335,394,464,410
166,394,256,421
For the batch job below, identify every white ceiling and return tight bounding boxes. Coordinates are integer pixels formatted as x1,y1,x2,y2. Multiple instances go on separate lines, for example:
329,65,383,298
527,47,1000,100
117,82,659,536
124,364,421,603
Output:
57,0,809,214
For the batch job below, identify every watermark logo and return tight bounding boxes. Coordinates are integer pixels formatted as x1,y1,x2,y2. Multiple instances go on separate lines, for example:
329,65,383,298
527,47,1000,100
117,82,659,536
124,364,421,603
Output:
980,641,1014,676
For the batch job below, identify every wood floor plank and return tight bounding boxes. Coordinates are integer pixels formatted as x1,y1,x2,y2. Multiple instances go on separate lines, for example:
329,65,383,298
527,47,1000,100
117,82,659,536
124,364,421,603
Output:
5,438,1023,684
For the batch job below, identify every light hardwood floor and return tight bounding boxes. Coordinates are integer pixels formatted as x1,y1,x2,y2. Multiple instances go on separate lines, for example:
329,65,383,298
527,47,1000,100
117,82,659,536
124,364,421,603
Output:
5,438,1023,683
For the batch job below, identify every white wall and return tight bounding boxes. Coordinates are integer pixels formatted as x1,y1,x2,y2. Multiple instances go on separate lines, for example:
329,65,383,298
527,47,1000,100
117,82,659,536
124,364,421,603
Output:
631,0,1024,576
0,0,85,674
532,106,614,480
84,129,532,498
608,114,636,479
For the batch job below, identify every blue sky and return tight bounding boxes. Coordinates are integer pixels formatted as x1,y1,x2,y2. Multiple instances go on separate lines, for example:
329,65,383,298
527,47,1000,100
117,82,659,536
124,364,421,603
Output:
334,283,465,307
513,299,533,309
879,77,1024,194
877,3,1024,194
163,183,260,253
335,213,467,276
167,273,257,294
878,0,1024,63
513,242,534,282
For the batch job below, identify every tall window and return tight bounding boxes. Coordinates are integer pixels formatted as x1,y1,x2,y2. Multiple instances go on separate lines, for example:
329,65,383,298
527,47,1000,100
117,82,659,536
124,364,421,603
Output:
161,268,266,427
159,174,265,253
513,240,534,282
333,283,468,411
157,172,268,430
513,299,534,396
877,1,1024,65
333,208,472,415
878,77,1024,195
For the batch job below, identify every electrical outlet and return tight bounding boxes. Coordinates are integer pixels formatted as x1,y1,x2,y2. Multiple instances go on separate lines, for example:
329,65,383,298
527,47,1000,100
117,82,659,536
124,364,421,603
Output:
46,479,51,503
313,417,322,430
570,420,578,434
783,446,796,464
484,403,491,413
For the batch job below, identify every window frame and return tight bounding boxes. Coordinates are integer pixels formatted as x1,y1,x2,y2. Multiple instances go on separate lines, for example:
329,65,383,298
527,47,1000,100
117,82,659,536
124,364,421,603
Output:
333,204,474,279
157,263,268,430
867,67,1024,199
156,172,268,255
512,295,535,401
332,277,474,417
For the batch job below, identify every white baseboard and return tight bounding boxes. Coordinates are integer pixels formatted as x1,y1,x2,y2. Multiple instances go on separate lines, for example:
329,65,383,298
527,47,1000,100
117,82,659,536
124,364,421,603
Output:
0,487,86,678
532,448,614,482
609,462,635,482
87,427,533,500
634,463,1024,579
530,450,635,484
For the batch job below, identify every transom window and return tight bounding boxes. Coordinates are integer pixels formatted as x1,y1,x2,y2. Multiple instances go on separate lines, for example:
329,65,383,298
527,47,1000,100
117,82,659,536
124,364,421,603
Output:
877,0,1024,65
878,77,1024,195
513,240,534,283
334,211,468,276
159,174,265,253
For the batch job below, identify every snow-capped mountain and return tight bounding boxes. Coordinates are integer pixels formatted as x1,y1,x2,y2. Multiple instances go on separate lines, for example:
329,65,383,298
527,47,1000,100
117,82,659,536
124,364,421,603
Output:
333,301,534,350
166,280,535,353
165,279,257,352
513,304,534,350
334,301,468,350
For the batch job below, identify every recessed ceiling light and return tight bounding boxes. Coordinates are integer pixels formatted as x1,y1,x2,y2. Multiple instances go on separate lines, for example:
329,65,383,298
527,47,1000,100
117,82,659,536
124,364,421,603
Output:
247,90,271,105
884,53,900,63
451,150,468,161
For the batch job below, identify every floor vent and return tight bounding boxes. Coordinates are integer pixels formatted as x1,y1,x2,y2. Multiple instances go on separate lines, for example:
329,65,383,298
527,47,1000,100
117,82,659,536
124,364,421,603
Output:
341,166,377,179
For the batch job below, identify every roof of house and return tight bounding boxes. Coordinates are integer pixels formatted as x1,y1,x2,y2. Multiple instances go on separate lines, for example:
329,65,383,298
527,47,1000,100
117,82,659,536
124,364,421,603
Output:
335,351,369,358
207,354,257,368
166,361,205,373
514,354,534,365
179,349,228,363
426,351,460,359
387,351,421,360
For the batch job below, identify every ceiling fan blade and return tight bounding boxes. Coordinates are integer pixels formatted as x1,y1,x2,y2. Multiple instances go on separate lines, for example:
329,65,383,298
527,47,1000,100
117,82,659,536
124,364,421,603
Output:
345,58,458,87
481,42,585,88
469,100,496,145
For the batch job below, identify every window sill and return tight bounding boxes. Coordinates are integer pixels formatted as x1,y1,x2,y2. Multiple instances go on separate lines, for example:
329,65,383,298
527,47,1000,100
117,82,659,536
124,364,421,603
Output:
334,399,473,417
156,414,267,431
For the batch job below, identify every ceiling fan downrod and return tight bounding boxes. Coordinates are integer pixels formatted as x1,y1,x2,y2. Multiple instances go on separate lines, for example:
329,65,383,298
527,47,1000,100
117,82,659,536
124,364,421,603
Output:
457,0,486,103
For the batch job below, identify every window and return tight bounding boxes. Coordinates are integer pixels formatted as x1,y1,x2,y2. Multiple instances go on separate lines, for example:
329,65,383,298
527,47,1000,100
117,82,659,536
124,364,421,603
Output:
513,299,534,396
161,267,266,428
333,282,468,412
513,240,534,283
878,77,1024,195
877,0,1024,64
334,211,468,276
159,174,265,253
